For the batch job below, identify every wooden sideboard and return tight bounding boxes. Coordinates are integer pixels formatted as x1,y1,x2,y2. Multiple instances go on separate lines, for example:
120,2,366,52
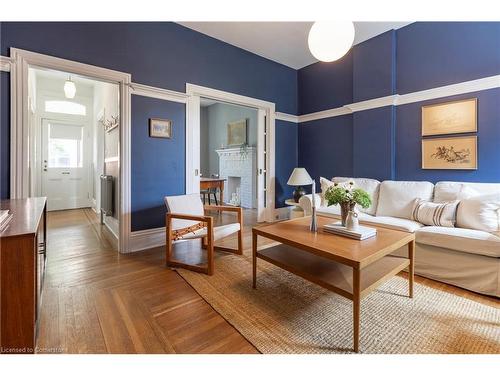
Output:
0,197,47,354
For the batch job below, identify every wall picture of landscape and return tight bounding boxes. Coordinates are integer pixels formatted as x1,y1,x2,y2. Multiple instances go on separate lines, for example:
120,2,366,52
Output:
422,98,477,136
422,136,477,170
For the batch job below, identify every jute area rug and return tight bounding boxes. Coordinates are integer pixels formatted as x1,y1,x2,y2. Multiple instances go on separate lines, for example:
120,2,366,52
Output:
177,249,500,354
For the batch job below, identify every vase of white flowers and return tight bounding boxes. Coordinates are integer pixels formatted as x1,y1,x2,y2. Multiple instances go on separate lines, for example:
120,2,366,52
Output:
324,181,372,226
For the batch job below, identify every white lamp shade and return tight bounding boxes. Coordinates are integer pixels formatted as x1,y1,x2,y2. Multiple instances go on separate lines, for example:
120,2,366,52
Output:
287,168,313,186
308,21,355,62
64,79,76,99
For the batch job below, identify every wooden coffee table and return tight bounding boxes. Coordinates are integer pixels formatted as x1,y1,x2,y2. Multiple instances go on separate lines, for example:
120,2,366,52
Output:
252,216,415,352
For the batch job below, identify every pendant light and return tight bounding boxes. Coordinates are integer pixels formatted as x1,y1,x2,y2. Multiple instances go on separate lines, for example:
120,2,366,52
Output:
308,21,355,62
64,76,76,99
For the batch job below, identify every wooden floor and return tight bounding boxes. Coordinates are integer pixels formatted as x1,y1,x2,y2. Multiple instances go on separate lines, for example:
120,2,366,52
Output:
36,208,498,354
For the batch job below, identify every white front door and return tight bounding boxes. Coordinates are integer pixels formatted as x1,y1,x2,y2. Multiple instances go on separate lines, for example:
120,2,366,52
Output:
41,119,91,211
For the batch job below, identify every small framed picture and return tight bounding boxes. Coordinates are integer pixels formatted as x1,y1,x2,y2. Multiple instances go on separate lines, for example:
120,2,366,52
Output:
149,118,172,138
227,119,247,146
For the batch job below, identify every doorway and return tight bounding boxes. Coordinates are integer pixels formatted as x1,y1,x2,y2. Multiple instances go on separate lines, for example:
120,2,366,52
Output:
186,84,275,222
28,65,121,239
200,98,259,212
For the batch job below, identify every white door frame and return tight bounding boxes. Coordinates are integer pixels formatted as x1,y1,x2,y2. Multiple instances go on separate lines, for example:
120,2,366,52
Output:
186,83,276,221
9,48,133,252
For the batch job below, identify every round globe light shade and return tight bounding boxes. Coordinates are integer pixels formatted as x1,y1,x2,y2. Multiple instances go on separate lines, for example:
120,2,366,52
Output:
308,21,355,62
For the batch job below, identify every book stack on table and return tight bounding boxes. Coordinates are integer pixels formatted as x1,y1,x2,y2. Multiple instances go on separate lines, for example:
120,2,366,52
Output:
323,221,377,240
0,209,13,232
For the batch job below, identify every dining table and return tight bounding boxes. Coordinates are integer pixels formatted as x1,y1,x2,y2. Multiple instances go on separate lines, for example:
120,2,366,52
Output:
200,177,226,204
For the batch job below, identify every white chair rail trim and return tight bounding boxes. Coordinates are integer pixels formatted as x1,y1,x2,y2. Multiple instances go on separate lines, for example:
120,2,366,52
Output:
275,74,500,124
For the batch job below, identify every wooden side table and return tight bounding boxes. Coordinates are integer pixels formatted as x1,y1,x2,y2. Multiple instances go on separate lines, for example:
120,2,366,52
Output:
285,199,304,219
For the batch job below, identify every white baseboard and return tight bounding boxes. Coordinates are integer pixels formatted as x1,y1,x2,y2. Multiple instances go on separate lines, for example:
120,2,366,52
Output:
274,206,292,221
129,227,165,252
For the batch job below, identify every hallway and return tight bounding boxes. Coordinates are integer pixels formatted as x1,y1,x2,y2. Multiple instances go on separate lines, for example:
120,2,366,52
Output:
36,208,258,353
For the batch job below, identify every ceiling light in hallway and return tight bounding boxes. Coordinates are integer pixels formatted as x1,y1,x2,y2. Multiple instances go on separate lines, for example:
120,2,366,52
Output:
64,76,76,99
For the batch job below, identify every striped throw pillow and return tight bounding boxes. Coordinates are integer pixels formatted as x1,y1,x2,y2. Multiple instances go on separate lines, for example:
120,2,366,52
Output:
411,199,459,227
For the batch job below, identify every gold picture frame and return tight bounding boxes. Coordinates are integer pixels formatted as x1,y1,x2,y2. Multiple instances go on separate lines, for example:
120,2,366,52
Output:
422,136,477,170
422,98,477,136
227,119,247,146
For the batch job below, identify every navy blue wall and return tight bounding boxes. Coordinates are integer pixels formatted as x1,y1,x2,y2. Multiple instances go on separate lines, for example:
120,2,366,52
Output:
397,22,500,94
297,22,500,184
353,30,396,102
0,72,9,199
275,120,298,207
131,96,185,231
353,106,395,181
0,22,298,224
298,52,352,115
298,115,353,183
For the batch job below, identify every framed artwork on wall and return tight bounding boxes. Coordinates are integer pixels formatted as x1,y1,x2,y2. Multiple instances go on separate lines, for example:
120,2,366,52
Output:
421,98,477,136
227,119,247,146
422,135,477,170
149,118,172,138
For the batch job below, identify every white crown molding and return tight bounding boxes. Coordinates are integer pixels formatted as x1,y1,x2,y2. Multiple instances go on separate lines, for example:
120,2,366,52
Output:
298,106,352,123
0,56,12,72
129,82,188,103
275,112,298,123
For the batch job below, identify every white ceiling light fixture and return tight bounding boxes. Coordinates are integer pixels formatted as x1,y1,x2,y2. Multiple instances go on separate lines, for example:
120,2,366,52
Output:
64,76,76,99
308,21,355,62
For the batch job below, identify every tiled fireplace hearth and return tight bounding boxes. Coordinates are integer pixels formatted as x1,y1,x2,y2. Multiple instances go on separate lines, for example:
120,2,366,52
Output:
216,147,256,208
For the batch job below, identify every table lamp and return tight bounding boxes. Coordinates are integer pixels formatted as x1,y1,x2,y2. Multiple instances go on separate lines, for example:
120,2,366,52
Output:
287,168,313,203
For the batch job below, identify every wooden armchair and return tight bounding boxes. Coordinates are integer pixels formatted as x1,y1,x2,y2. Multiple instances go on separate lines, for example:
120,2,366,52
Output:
164,194,243,275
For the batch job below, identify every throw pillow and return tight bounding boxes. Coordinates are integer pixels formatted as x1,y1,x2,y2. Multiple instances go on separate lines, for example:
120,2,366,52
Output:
411,199,459,227
456,194,500,233
319,177,335,205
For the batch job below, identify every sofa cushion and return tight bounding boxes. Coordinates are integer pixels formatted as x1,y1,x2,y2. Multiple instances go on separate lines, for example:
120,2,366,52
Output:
437,181,500,197
434,182,478,203
411,199,459,227
332,177,380,215
456,194,500,233
376,180,434,219
416,226,500,257
358,215,424,233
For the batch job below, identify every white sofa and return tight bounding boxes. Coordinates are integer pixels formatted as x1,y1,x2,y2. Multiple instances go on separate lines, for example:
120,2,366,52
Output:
299,178,500,297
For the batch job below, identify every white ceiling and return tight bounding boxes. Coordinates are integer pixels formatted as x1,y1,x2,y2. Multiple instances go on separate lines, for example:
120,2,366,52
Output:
178,22,412,69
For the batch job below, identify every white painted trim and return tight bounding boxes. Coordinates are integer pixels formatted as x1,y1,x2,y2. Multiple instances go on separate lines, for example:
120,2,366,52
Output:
344,94,398,112
0,56,12,72
9,48,133,254
274,206,292,221
129,82,188,103
275,112,298,123
298,107,352,123
104,156,119,163
277,74,500,124
129,227,165,252
186,83,276,222
395,75,500,105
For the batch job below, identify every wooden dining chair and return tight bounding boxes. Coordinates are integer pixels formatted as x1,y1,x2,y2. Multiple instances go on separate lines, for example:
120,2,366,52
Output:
164,194,243,275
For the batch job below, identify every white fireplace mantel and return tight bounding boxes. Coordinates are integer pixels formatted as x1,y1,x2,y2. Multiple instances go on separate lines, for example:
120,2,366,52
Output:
216,147,256,208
